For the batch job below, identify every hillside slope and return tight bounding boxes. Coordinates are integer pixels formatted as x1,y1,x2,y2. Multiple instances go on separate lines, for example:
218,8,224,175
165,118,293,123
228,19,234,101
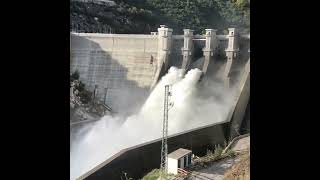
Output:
70,0,250,34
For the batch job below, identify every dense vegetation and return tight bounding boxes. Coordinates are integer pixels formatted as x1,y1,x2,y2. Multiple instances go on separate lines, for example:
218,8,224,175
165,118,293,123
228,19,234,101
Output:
70,70,92,105
71,0,249,34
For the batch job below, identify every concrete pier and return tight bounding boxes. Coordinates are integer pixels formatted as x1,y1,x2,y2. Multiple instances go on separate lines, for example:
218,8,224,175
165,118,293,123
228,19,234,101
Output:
150,25,173,89
181,29,194,71
224,28,239,88
202,29,218,74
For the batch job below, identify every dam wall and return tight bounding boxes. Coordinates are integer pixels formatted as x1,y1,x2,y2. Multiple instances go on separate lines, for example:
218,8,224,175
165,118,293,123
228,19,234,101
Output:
70,33,159,112
78,86,249,180
76,56,250,180
229,59,250,139
78,121,230,180
70,28,249,112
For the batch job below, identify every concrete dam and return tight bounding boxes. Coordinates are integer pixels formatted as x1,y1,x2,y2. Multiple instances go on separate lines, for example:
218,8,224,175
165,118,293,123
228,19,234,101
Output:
70,25,250,180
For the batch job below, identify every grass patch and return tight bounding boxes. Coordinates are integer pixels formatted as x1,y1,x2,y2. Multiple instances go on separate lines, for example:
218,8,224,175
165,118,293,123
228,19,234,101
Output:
120,172,134,180
142,169,174,180
189,144,237,170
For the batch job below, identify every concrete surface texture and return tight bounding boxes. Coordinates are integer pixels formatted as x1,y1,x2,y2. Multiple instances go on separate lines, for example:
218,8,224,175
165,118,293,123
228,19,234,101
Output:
168,148,192,160
70,34,159,88
229,58,250,139
70,33,159,112
230,136,250,153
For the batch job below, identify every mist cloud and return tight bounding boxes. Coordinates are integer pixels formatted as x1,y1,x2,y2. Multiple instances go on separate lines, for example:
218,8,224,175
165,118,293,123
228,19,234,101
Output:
70,66,237,180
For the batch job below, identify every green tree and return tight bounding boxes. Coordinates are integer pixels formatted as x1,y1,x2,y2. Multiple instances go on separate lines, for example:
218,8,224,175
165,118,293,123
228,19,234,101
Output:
70,70,79,82
70,70,92,105
71,0,249,34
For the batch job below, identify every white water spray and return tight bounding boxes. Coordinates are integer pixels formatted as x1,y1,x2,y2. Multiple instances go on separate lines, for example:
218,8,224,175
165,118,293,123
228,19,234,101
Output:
70,67,236,180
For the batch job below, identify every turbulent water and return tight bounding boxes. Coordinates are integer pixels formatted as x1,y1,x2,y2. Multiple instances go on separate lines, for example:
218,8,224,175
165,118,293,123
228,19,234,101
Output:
70,67,236,180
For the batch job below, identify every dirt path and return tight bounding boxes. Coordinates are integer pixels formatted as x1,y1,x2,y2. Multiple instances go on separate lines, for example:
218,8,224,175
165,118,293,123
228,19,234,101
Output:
188,157,241,180
187,135,250,180
231,136,250,152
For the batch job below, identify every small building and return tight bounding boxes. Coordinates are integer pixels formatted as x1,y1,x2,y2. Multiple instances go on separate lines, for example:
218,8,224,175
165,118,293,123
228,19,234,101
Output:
168,148,192,175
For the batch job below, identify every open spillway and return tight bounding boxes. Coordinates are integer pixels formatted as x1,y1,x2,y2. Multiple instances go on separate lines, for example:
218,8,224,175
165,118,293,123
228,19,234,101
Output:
70,65,239,180
70,28,250,179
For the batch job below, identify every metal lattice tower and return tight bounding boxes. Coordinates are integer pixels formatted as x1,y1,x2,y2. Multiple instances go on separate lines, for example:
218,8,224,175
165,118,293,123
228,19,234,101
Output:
160,85,172,174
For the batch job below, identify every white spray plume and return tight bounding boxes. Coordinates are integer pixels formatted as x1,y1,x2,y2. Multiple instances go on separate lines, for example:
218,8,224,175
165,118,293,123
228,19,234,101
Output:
70,66,236,180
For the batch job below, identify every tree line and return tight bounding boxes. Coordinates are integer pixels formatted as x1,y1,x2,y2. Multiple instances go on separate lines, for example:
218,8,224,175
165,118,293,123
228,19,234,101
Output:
70,0,249,34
